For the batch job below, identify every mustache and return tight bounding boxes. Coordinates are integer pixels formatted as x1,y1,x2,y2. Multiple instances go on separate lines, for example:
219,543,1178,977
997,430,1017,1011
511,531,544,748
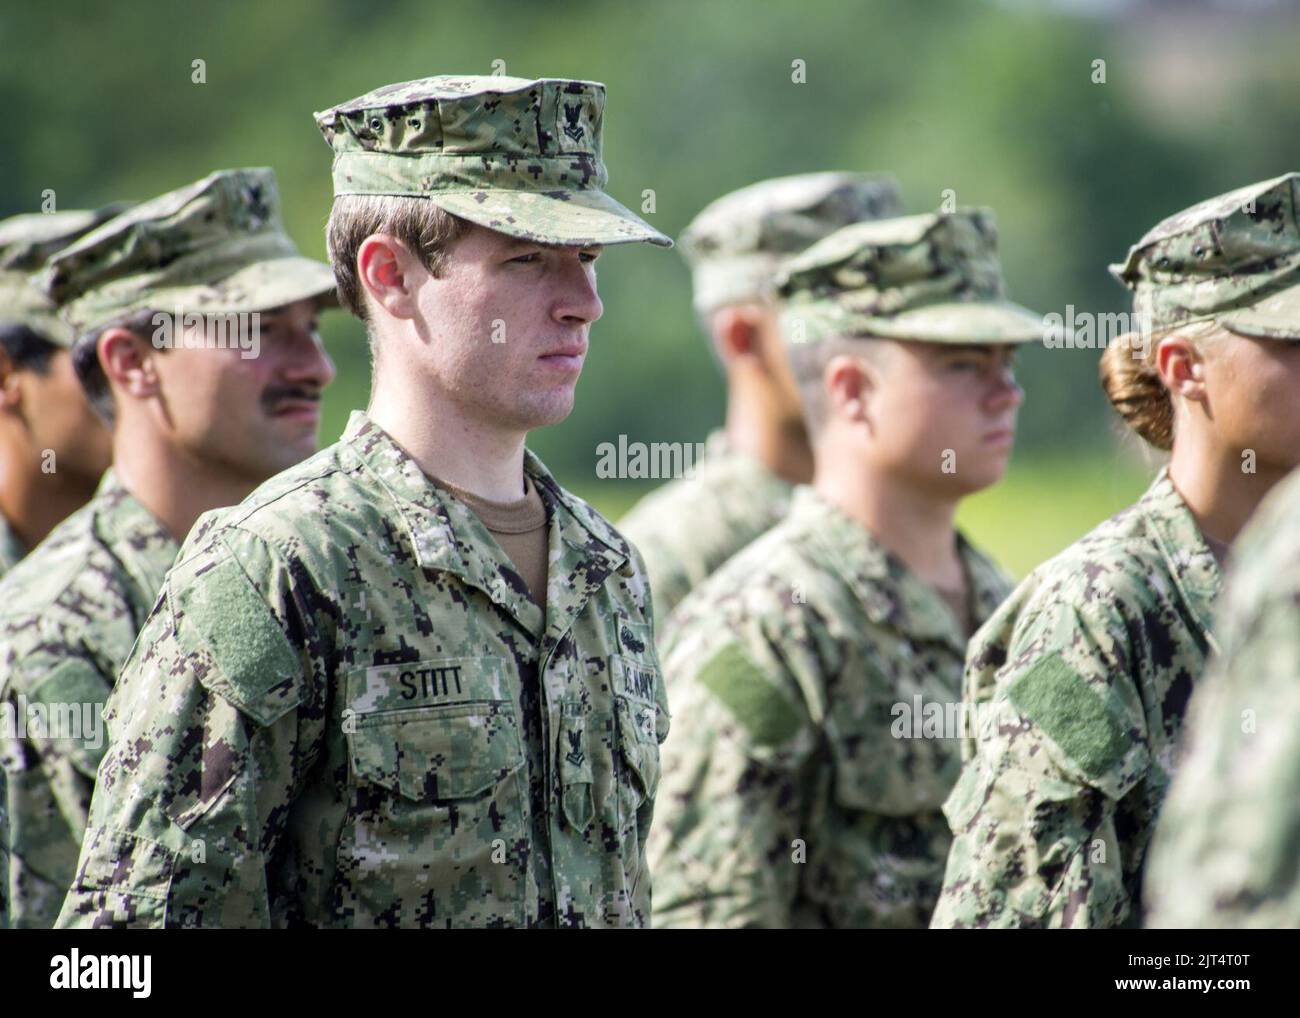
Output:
262,385,322,413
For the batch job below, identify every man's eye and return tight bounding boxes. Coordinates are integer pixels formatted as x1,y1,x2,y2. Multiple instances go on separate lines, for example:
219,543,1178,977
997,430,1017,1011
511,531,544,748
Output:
579,251,600,264
509,252,541,264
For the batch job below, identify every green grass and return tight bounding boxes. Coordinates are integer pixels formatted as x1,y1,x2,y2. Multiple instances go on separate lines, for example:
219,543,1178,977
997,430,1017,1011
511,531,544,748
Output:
571,451,1158,581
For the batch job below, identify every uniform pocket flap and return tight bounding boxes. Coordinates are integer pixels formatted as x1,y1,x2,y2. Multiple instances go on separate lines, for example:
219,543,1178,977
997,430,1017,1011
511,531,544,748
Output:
348,701,524,801
615,695,660,797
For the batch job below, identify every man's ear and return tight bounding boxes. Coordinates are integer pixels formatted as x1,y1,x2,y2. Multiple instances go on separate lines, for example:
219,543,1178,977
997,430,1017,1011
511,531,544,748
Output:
711,305,764,364
824,353,873,426
1155,333,1208,408
358,234,422,321
0,346,19,411
99,328,159,401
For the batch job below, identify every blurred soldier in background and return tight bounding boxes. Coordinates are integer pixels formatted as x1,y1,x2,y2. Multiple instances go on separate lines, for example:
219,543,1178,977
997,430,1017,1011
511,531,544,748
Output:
1143,462,1300,928
620,173,901,630
0,208,120,577
0,168,337,926
932,172,1300,928
649,208,1040,926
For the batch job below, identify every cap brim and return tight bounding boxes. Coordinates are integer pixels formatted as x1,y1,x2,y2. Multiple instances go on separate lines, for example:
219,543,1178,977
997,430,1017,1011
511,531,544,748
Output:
430,189,672,248
784,298,1048,346
1216,281,1300,340
866,299,1048,344
144,256,339,316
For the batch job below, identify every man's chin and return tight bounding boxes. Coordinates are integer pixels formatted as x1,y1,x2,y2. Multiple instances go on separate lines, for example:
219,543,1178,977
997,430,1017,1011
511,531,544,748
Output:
513,390,577,430
947,453,1012,496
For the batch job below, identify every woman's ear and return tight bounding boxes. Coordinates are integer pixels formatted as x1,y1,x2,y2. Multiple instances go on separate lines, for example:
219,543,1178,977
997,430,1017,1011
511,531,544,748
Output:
358,234,422,321
1155,332,1209,407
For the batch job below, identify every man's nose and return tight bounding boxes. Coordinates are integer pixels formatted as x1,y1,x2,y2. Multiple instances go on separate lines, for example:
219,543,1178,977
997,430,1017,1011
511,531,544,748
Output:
282,326,336,390
553,258,603,326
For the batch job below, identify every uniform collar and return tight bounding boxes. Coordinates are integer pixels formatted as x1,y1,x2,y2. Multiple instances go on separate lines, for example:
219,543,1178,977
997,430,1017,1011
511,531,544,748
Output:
791,486,1007,654
1137,467,1222,655
342,411,629,648
89,469,180,603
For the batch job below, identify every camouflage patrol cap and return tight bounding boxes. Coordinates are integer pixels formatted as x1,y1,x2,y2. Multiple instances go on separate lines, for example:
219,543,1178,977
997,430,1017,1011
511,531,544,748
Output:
776,209,1045,345
680,172,903,313
314,75,670,248
0,205,131,345
1111,171,1300,339
39,168,336,334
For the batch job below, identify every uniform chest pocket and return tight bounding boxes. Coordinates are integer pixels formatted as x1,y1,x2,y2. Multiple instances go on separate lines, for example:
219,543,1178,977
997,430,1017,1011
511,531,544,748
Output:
348,700,525,800
346,655,522,795
827,704,962,817
338,657,528,927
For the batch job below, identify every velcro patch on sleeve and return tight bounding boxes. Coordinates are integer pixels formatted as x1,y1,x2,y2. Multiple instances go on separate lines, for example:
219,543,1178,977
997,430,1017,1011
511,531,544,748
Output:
26,657,113,778
1007,654,1128,780
172,554,301,727
696,642,802,748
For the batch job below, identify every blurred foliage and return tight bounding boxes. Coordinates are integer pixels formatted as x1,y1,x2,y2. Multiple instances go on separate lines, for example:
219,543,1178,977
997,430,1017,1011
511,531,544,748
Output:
3,0,1299,505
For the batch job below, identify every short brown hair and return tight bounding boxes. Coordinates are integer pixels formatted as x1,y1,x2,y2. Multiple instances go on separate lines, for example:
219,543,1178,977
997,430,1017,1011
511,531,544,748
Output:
787,333,887,434
325,195,472,323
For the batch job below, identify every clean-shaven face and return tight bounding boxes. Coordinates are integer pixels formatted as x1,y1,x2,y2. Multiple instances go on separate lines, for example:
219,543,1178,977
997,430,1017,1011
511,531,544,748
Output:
866,340,1023,496
1197,332,1300,475
412,223,604,434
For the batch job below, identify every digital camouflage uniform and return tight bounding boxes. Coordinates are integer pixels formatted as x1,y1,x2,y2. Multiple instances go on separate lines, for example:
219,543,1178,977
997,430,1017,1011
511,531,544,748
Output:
1,168,335,928
649,209,1045,928
620,173,901,626
0,206,131,928
58,75,672,929
932,173,1300,928
0,472,177,927
1140,227,1300,928
618,429,793,627
0,205,130,582
1142,468,1300,928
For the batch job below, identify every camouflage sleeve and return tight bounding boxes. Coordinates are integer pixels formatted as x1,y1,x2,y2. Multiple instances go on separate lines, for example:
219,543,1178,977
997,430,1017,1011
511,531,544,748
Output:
56,529,322,928
648,624,819,928
0,650,112,927
931,599,1152,929
1143,562,1300,927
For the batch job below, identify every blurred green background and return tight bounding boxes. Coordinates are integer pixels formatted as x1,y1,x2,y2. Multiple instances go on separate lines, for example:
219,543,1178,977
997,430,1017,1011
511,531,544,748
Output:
4,0,1298,575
